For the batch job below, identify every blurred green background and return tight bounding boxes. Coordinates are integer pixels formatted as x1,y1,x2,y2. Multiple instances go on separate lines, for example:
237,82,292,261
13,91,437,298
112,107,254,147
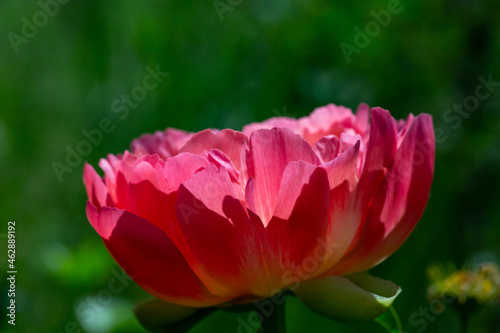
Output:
1,0,500,332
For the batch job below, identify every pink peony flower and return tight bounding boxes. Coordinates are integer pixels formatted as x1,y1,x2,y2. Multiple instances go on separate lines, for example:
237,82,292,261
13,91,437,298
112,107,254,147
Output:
84,103,435,322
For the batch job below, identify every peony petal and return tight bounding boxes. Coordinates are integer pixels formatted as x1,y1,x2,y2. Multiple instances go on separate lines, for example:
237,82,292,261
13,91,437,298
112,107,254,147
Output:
321,141,360,190
361,107,398,173
86,202,227,307
300,104,356,145
332,114,435,274
354,103,370,136
246,128,320,224
329,107,399,264
313,135,340,163
266,161,330,281
317,109,403,276
163,153,210,192
242,117,301,137
339,131,362,154
179,129,248,172
111,157,171,232
131,128,193,159
175,166,267,298
203,149,240,182
313,142,362,275
293,272,401,322
111,153,210,239
83,163,112,209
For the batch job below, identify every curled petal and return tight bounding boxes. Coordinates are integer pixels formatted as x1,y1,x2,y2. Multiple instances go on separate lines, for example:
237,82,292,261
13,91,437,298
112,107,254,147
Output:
313,135,340,163
322,141,360,190
179,129,248,172
131,128,193,159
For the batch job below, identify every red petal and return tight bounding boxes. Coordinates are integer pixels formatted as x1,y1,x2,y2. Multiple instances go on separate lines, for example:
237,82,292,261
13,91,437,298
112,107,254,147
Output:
86,202,228,307
113,153,208,237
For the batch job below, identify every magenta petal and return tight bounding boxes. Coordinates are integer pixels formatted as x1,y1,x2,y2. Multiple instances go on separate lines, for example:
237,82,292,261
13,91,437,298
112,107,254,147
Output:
163,153,210,191
332,114,435,274
300,104,355,145
313,135,340,163
83,163,112,209
131,128,193,159
179,129,248,172
246,128,321,224
203,149,240,182
362,107,398,173
242,117,301,137
321,141,360,190
86,202,228,307
377,114,435,234
354,103,370,135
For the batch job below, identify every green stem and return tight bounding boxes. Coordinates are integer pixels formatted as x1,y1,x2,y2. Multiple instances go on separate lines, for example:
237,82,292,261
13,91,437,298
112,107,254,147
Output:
375,306,402,333
257,298,287,333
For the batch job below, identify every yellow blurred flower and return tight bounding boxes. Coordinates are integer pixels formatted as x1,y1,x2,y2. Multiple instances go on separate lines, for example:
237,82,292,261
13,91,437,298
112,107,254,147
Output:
426,262,500,305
